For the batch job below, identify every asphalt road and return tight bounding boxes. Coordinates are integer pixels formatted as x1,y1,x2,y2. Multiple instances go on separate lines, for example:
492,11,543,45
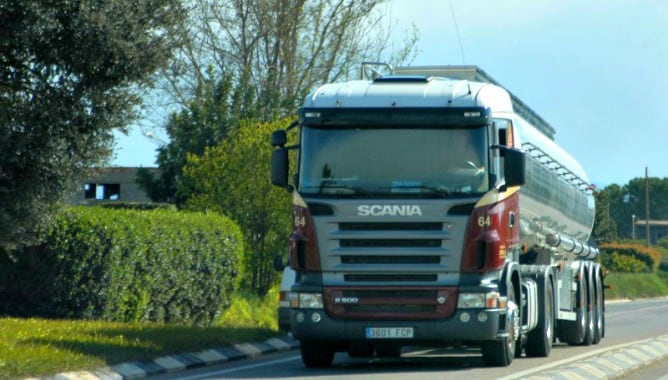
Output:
148,298,668,380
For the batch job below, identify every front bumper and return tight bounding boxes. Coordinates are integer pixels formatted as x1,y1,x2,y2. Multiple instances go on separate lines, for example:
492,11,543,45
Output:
290,307,505,344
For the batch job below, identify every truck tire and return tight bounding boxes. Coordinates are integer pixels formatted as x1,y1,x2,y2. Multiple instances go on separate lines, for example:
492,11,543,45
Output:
593,267,605,343
301,341,335,368
525,277,554,357
581,272,594,346
601,271,606,339
558,271,586,345
482,282,518,366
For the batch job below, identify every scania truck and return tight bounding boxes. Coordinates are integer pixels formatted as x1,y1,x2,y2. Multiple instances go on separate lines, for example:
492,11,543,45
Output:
270,64,605,367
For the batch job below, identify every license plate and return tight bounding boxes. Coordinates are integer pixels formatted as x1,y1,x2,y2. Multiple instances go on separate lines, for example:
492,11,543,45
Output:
365,327,414,339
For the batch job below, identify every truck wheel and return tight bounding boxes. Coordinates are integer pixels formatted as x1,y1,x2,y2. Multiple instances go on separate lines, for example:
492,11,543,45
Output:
581,275,594,346
593,268,605,343
558,272,586,345
525,277,554,357
301,341,335,368
482,282,518,366
597,267,605,339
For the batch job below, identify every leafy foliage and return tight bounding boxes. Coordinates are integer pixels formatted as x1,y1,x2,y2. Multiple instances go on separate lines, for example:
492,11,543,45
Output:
657,236,668,271
216,287,279,330
0,0,185,249
595,177,668,241
139,0,418,204
136,72,243,204
181,118,294,295
592,189,618,243
599,242,661,273
158,0,418,120
0,207,243,325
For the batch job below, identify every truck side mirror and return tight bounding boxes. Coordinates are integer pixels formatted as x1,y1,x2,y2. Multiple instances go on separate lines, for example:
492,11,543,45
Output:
503,147,526,187
271,147,291,189
271,130,287,147
273,254,285,271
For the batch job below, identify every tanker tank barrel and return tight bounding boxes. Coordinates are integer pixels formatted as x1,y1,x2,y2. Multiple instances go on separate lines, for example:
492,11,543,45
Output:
546,233,599,260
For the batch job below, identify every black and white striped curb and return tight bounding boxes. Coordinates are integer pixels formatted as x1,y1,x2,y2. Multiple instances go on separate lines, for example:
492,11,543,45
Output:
504,334,668,380
32,335,299,380
29,333,668,380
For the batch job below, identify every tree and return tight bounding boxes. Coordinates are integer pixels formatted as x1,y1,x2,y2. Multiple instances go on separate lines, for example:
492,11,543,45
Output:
158,0,418,120
137,70,242,204
138,0,418,204
0,0,184,250
592,189,618,244
595,177,668,241
181,118,293,295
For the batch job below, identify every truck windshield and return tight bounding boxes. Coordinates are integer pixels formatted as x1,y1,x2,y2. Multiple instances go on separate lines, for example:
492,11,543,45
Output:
299,126,489,197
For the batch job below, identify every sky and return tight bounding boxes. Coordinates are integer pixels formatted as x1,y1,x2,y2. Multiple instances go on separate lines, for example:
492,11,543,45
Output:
112,0,667,188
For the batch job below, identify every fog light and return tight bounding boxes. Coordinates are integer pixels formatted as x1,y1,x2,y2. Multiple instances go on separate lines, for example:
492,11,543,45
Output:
296,312,305,323
477,311,488,323
311,312,322,323
460,312,471,323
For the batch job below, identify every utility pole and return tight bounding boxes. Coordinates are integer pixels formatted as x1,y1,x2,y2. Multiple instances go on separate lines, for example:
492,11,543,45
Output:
645,166,650,246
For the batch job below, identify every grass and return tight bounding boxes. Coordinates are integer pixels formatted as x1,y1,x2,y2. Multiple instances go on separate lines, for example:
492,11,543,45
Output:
2,272,667,379
0,288,280,379
605,269,668,300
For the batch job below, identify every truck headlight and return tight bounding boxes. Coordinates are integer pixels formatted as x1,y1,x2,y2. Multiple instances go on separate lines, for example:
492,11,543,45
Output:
457,292,499,309
291,293,324,309
458,293,485,308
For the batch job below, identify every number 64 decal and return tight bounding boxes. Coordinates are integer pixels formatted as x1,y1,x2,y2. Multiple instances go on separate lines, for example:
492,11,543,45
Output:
477,216,491,227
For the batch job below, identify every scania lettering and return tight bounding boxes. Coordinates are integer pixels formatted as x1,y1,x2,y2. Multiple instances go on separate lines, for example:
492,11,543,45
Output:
270,64,605,368
357,205,423,217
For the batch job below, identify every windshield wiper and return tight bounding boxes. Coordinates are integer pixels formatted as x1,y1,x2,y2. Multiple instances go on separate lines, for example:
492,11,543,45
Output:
302,184,368,195
386,185,472,198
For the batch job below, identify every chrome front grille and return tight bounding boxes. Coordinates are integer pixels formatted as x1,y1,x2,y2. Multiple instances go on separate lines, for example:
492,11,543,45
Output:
331,222,449,284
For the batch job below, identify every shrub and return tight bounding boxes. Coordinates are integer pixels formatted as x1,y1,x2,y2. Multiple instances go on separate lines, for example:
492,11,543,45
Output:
216,285,279,330
0,206,243,325
182,118,294,295
599,242,661,273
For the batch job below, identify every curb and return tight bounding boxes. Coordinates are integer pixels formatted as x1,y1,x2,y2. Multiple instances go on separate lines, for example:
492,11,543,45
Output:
34,336,300,380
512,334,668,380
30,334,668,380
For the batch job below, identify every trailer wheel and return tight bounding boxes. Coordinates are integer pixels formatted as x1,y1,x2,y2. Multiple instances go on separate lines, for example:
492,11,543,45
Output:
581,273,594,346
558,271,586,345
592,268,604,345
599,267,606,339
301,341,335,368
525,277,554,357
482,282,518,366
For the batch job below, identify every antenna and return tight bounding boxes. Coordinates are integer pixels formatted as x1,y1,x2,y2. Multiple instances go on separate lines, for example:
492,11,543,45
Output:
450,2,466,65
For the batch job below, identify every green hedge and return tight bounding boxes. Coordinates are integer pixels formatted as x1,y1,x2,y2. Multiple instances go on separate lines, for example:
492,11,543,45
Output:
599,242,661,273
0,207,243,325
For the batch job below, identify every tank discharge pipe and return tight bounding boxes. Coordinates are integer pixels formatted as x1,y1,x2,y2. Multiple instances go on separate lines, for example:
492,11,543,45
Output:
546,234,599,260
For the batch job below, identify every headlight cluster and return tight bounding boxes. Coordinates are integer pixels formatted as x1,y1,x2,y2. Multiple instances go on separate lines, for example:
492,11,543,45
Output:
457,292,504,309
290,293,324,309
